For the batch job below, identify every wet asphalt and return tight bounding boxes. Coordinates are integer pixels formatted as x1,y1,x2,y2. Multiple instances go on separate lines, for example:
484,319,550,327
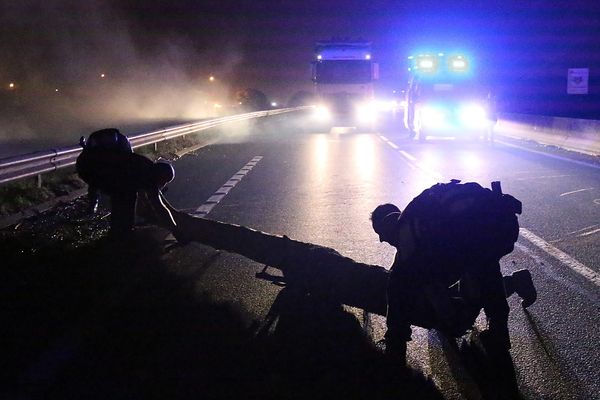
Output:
164,114,599,399
2,113,599,399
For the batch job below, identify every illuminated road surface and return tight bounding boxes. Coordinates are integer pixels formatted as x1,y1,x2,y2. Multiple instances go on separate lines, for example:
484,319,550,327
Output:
162,115,599,399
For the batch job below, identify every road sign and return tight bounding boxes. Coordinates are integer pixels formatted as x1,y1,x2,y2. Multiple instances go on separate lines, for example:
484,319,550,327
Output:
567,68,589,94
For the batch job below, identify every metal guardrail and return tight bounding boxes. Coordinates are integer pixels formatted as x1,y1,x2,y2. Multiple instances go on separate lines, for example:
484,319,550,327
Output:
0,107,309,185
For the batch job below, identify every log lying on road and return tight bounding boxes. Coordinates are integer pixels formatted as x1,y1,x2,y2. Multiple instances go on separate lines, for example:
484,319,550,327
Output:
171,210,389,316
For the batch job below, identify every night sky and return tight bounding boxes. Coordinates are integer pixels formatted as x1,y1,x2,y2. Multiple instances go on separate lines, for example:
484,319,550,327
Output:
0,0,599,146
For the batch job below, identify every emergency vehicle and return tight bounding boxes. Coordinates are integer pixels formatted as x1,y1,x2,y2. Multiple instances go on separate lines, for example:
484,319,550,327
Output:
311,40,379,130
404,53,494,141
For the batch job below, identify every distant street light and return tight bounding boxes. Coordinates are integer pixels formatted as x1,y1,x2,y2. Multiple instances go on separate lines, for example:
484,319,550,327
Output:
271,102,277,107
100,73,106,78
209,75,215,82
55,88,59,92
8,82,15,89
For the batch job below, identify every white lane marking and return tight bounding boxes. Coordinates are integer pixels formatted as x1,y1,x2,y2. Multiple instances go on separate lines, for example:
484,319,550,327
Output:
193,156,263,217
515,243,599,301
516,174,572,181
215,186,233,195
568,224,598,235
376,135,598,288
560,188,594,196
578,228,600,237
399,150,417,161
519,228,600,287
206,194,226,203
377,136,444,180
416,164,445,181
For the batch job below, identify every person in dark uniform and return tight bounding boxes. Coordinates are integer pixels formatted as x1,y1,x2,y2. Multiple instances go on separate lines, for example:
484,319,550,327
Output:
371,203,537,365
76,128,177,237
79,128,133,214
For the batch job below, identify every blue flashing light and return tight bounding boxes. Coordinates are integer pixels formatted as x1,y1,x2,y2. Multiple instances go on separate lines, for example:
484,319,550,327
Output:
408,49,474,80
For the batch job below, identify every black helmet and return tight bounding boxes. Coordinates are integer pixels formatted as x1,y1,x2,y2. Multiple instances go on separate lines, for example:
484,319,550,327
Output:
86,128,132,153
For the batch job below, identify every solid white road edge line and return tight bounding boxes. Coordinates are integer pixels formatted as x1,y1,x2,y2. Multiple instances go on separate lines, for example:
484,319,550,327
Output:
519,228,600,287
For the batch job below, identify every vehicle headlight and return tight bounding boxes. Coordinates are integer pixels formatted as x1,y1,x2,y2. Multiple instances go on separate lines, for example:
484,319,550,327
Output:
313,105,331,120
356,102,377,122
458,103,487,127
375,100,399,112
420,105,447,127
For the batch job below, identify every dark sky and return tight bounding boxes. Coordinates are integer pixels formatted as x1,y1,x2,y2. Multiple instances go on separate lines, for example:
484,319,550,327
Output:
1,1,600,112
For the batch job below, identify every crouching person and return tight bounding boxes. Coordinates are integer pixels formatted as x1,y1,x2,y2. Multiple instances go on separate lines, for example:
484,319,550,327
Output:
76,128,177,237
371,181,537,367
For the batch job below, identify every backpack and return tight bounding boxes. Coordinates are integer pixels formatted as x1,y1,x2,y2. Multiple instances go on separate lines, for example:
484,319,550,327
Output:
402,179,522,267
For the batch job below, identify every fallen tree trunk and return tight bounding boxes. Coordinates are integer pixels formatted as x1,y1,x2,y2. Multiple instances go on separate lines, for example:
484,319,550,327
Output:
171,210,389,316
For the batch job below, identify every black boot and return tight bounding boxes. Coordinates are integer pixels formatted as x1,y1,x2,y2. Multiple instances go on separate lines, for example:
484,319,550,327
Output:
512,269,537,308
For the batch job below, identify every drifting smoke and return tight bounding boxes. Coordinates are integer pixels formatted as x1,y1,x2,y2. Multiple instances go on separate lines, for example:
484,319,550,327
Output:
0,0,243,154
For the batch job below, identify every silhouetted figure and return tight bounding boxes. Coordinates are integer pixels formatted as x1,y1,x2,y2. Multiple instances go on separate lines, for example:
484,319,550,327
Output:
76,128,177,237
485,91,498,143
371,180,537,366
79,128,133,214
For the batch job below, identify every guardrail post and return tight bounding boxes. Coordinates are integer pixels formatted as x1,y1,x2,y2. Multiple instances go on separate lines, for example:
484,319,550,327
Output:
154,142,158,152
36,174,42,188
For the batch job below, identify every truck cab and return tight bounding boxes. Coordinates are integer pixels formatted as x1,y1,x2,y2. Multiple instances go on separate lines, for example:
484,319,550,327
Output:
311,40,379,131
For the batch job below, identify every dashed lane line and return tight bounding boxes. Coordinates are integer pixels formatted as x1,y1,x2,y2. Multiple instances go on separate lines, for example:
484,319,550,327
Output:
379,135,399,149
192,156,263,217
560,188,594,197
520,228,600,287
399,150,416,161
568,224,598,235
377,136,598,286
516,174,572,181
578,228,600,237
378,135,444,180
376,135,599,288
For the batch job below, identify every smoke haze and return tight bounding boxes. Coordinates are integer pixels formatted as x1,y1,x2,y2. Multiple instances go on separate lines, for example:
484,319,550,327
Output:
0,0,242,154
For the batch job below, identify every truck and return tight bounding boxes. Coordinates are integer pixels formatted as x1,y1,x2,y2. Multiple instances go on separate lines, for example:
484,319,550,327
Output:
311,40,379,131
404,52,495,142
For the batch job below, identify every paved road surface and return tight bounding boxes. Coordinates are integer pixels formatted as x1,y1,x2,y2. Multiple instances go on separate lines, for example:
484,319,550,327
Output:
163,114,599,399
4,113,598,399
